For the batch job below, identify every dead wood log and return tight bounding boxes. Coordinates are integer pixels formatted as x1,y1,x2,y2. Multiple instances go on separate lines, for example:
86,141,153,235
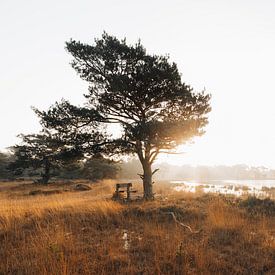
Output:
167,212,201,234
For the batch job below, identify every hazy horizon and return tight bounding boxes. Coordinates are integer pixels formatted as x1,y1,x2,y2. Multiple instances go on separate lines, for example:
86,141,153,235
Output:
1,0,275,168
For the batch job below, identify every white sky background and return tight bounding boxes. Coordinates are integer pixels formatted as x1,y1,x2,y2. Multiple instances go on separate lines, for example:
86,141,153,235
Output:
0,0,274,168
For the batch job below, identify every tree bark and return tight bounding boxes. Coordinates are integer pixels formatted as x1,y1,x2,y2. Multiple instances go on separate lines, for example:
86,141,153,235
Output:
41,158,50,184
142,160,154,200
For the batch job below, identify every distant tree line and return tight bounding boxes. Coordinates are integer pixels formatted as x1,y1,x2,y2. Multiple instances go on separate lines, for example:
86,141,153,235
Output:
0,152,14,179
118,158,275,181
2,150,274,183
0,150,118,182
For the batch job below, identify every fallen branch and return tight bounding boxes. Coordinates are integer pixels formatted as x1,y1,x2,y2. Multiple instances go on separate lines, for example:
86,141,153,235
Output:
167,212,201,234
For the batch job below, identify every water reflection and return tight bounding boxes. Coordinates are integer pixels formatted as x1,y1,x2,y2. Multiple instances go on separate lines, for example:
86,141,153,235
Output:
172,180,275,198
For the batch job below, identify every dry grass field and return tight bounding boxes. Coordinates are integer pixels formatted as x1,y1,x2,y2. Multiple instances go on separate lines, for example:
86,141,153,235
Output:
0,180,275,274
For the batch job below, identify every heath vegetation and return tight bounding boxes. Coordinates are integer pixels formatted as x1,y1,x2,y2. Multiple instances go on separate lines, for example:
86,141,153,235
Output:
0,180,275,274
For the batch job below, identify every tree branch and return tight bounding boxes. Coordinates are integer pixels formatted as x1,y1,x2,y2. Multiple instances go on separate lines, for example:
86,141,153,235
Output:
152,168,159,176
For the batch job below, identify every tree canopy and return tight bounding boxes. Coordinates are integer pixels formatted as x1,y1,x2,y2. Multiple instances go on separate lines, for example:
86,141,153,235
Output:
35,32,211,198
0,152,13,179
9,131,83,184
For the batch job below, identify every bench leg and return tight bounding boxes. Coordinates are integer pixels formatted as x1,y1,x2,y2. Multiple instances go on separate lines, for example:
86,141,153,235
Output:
115,185,119,198
127,186,130,201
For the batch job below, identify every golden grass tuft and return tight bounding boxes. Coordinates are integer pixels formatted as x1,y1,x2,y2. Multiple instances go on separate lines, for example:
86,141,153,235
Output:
206,198,245,229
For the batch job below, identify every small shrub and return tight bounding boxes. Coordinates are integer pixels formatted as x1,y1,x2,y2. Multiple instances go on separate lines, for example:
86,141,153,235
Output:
240,196,275,216
208,227,242,247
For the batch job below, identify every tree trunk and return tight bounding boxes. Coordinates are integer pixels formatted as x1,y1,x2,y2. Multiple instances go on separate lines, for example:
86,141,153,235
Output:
142,160,154,200
41,159,50,184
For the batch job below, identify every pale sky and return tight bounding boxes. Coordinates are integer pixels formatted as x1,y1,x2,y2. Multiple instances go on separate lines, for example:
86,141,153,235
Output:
0,0,275,168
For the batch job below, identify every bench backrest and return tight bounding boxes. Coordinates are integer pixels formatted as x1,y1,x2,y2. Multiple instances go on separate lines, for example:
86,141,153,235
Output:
116,183,132,188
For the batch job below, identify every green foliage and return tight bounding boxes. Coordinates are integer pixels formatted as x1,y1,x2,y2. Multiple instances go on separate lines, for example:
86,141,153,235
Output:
81,157,118,181
9,132,83,184
34,100,107,156
64,32,211,159
58,157,118,181
0,152,14,179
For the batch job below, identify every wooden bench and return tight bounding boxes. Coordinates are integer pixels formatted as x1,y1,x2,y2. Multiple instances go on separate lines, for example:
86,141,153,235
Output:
115,182,137,201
